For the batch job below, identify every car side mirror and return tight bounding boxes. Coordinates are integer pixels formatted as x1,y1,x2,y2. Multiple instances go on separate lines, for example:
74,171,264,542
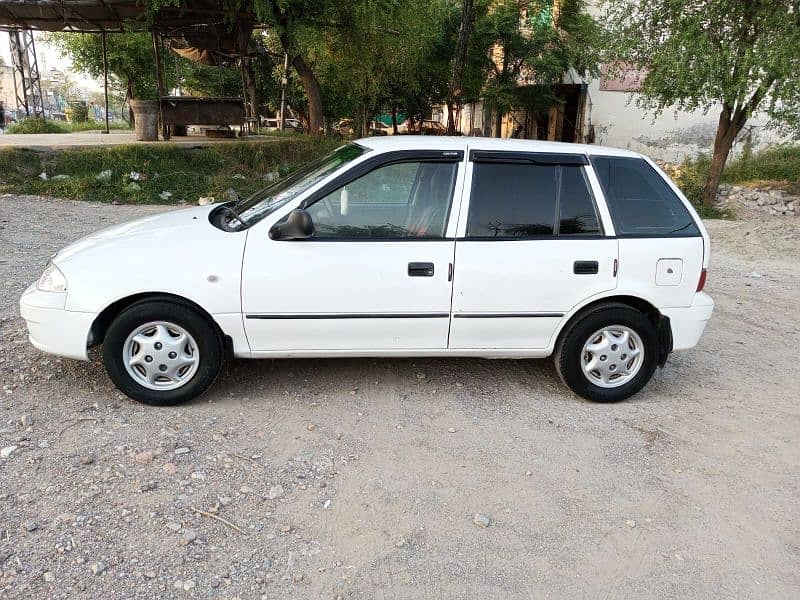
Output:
269,208,315,240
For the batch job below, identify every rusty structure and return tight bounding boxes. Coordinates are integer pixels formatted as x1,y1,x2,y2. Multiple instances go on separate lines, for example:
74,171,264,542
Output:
0,1,260,139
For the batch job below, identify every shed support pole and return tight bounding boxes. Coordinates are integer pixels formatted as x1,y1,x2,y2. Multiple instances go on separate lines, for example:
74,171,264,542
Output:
151,31,169,140
101,31,110,134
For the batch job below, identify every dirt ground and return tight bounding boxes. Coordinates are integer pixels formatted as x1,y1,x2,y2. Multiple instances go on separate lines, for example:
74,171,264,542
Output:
0,194,798,599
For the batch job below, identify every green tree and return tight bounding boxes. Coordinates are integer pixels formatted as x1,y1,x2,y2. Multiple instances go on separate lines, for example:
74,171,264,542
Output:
477,0,600,137
48,32,160,101
603,0,800,206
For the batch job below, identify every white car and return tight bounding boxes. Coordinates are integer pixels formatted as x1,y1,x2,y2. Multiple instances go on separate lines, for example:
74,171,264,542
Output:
20,137,713,405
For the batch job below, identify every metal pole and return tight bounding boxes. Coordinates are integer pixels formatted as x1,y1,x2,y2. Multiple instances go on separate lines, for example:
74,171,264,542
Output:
279,52,288,131
101,31,110,134
151,30,169,140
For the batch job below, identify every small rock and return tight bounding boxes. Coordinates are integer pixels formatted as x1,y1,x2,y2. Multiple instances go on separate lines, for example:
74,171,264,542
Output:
80,455,95,466
219,496,233,506
51,174,70,181
198,196,215,206
625,519,636,528
179,530,197,546
268,485,285,500
473,513,491,528
166,521,182,533
158,191,173,200
23,521,38,532
38,172,48,181
43,571,55,583
416,372,427,380
280,525,291,533
144,570,157,579
183,579,196,591
395,538,406,548
306,423,316,432
162,462,178,475
174,447,190,456
90,561,107,575
19,414,33,428
1,446,18,459
95,169,112,181
447,427,457,433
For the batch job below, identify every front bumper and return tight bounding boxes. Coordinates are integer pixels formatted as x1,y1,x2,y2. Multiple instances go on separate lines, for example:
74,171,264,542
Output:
19,284,94,360
662,292,714,351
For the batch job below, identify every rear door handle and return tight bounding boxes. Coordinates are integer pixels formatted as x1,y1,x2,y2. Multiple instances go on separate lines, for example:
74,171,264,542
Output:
408,262,434,277
574,260,599,275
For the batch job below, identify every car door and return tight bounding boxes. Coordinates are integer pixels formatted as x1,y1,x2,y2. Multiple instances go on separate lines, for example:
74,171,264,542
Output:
241,150,464,353
449,150,618,350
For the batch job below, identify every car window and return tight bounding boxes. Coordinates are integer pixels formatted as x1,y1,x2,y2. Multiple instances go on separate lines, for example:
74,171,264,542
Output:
590,156,700,236
559,166,601,235
234,144,367,228
306,161,457,239
467,162,557,237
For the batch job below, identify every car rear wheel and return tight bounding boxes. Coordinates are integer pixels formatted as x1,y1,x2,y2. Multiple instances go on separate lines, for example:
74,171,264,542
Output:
102,300,223,406
555,305,659,402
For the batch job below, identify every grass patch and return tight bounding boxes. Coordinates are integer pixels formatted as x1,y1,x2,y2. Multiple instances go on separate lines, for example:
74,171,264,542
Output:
0,137,339,204
671,145,800,219
5,117,132,134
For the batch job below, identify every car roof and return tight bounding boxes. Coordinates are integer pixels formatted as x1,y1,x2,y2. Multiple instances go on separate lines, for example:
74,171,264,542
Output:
356,135,641,158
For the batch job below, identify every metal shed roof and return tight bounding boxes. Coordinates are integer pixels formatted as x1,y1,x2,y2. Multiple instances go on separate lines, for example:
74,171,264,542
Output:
0,1,256,33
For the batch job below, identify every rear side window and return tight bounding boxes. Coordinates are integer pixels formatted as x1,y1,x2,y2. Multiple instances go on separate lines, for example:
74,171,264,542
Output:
466,162,600,238
590,156,700,236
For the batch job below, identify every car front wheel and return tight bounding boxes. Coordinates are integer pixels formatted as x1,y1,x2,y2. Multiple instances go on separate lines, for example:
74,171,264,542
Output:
102,300,223,406
555,305,659,402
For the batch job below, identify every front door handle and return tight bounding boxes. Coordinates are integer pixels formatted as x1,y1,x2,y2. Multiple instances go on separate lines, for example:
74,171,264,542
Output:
574,260,599,275
408,262,434,277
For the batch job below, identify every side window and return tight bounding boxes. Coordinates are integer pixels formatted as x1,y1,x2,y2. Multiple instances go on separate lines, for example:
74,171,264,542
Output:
590,156,700,236
466,161,601,238
467,163,557,237
306,161,457,239
559,166,601,235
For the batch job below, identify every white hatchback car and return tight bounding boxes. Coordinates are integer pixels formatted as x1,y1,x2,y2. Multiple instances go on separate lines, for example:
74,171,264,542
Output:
20,137,713,405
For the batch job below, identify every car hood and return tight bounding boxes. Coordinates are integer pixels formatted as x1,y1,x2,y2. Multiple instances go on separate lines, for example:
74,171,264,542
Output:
53,204,220,264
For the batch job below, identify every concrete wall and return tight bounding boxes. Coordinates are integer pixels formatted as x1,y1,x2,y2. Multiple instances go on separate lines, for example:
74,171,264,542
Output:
585,78,789,163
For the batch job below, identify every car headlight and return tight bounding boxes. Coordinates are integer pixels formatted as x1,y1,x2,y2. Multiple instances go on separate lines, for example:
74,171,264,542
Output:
37,263,68,292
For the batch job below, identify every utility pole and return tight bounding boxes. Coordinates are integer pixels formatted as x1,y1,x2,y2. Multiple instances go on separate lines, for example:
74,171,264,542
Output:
278,52,288,131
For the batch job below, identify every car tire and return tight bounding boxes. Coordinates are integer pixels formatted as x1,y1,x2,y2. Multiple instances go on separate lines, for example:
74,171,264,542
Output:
102,300,223,406
555,304,659,402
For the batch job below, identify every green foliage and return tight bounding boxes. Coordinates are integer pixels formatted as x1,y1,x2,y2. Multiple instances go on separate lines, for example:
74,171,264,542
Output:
66,101,90,123
6,118,69,134
0,138,338,204
723,145,800,184
671,154,732,219
47,32,160,100
602,0,800,126
5,118,130,134
477,0,600,122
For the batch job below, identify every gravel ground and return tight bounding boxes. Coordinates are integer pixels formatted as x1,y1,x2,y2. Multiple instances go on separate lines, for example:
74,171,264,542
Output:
0,194,798,599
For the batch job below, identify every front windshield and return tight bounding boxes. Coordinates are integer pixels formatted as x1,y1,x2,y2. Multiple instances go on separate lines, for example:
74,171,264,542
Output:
234,143,368,227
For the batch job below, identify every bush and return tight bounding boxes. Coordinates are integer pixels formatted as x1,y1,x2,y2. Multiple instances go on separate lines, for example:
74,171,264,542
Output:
66,101,89,123
722,145,800,183
5,118,68,134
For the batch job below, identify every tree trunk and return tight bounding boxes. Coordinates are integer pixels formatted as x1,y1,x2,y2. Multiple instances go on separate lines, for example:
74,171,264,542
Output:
447,0,475,135
391,106,398,135
702,105,741,206
494,107,503,138
291,53,323,136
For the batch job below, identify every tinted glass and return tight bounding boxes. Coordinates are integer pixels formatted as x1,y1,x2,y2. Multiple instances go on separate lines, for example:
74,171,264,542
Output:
559,166,600,235
591,156,700,236
306,161,456,239
467,163,557,237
